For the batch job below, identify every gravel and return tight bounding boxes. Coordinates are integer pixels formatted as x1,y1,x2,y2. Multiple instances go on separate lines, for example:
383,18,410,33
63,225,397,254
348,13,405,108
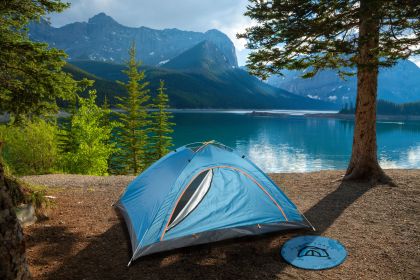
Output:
21,174,136,189
21,169,420,280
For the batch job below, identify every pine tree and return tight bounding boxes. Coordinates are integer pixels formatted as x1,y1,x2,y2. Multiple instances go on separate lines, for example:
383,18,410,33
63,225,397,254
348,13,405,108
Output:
239,0,419,182
101,95,114,174
101,95,111,130
148,80,174,164
58,93,78,156
0,0,90,123
113,43,150,174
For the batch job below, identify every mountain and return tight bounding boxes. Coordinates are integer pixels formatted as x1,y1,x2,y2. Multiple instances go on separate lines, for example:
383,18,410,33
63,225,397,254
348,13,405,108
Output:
164,40,233,72
65,41,334,109
29,13,336,109
28,13,237,67
267,60,420,104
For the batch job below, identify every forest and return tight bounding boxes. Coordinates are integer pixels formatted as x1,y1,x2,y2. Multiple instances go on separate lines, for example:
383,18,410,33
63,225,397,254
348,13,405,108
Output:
340,100,420,115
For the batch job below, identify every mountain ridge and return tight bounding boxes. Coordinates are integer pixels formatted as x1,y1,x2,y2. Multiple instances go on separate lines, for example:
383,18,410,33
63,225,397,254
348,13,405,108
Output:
29,13,238,67
267,60,420,104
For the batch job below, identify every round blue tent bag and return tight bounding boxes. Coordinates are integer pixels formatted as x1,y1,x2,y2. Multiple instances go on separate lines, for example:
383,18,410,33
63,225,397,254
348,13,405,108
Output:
281,236,347,270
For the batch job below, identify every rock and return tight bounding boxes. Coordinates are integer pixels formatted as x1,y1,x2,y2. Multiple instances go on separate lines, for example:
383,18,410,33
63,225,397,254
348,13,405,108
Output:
15,204,37,227
0,158,31,279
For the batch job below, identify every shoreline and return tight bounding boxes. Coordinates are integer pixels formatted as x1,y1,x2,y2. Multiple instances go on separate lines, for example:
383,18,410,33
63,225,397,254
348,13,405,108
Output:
247,111,420,121
3,109,419,123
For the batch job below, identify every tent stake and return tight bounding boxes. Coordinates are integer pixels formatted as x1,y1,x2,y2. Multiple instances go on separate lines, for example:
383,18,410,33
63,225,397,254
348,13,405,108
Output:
302,213,316,231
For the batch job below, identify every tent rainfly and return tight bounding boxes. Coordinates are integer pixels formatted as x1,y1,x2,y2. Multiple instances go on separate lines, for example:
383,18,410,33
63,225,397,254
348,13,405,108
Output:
116,142,313,265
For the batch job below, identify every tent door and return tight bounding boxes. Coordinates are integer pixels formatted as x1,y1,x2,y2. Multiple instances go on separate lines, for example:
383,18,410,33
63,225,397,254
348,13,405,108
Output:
167,169,213,230
162,166,288,240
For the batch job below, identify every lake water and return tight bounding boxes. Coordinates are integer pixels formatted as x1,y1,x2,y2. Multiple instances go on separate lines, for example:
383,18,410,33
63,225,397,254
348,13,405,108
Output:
171,111,420,173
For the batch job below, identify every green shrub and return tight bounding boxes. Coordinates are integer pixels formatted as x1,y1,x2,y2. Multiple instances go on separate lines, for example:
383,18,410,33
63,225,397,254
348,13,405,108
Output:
0,119,60,175
60,90,117,175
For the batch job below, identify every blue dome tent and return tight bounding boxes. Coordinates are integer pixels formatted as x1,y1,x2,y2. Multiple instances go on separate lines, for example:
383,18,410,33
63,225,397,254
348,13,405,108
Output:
116,142,313,265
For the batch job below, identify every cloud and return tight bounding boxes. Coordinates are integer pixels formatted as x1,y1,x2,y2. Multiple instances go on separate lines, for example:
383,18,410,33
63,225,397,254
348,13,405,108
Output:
409,55,420,67
48,0,253,65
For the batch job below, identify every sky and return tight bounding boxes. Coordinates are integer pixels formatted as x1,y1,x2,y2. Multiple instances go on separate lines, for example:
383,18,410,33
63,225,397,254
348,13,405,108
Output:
48,0,253,66
48,0,419,67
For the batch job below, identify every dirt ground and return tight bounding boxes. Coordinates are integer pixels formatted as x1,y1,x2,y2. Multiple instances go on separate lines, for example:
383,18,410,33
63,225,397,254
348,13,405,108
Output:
21,170,420,280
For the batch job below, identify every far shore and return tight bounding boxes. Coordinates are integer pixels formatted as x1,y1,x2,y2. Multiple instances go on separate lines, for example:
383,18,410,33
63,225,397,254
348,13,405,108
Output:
2,109,420,123
247,111,420,121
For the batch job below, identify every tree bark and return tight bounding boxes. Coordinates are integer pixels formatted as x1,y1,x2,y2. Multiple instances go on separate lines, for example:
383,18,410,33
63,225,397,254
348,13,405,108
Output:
0,142,31,279
344,0,388,182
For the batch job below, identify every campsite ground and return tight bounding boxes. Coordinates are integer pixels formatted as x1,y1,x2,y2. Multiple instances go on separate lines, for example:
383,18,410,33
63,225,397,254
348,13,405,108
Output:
22,170,419,280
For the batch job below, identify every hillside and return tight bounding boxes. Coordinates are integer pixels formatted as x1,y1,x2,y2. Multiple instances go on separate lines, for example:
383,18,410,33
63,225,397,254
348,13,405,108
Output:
62,63,126,105
67,59,335,109
61,36,334,109
267,60,420,104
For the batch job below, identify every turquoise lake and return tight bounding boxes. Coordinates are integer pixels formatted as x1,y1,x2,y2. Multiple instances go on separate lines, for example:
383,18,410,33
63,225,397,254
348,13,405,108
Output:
170,111,420,173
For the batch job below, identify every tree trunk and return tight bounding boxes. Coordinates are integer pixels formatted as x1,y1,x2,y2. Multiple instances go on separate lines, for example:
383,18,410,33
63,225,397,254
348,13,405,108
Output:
344,0,388,182
0,142,31,279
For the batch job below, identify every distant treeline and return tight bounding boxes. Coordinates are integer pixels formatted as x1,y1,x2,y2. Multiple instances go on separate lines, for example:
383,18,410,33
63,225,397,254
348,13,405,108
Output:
340,100,420,115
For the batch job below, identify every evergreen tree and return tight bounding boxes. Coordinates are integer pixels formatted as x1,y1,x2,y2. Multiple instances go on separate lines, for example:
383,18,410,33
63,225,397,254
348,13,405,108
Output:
113,43,150,174
239,0,419,182
58,93,78,156
101,95,111,130
101,95,114,173
0,0,90,123
343,103,349,113
148,80,174,164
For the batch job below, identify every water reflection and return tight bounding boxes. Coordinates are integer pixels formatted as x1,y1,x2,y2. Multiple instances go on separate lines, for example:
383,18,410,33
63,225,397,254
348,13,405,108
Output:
243,142,334,173
172,113,420,173
379,145,420,169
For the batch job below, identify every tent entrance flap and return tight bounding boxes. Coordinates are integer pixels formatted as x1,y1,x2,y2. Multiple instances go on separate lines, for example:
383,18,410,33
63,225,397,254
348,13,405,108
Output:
167,169,213,230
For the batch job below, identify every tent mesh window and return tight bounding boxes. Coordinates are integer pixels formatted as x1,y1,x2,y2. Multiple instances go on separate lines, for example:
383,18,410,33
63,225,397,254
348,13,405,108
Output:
167,169,213,230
